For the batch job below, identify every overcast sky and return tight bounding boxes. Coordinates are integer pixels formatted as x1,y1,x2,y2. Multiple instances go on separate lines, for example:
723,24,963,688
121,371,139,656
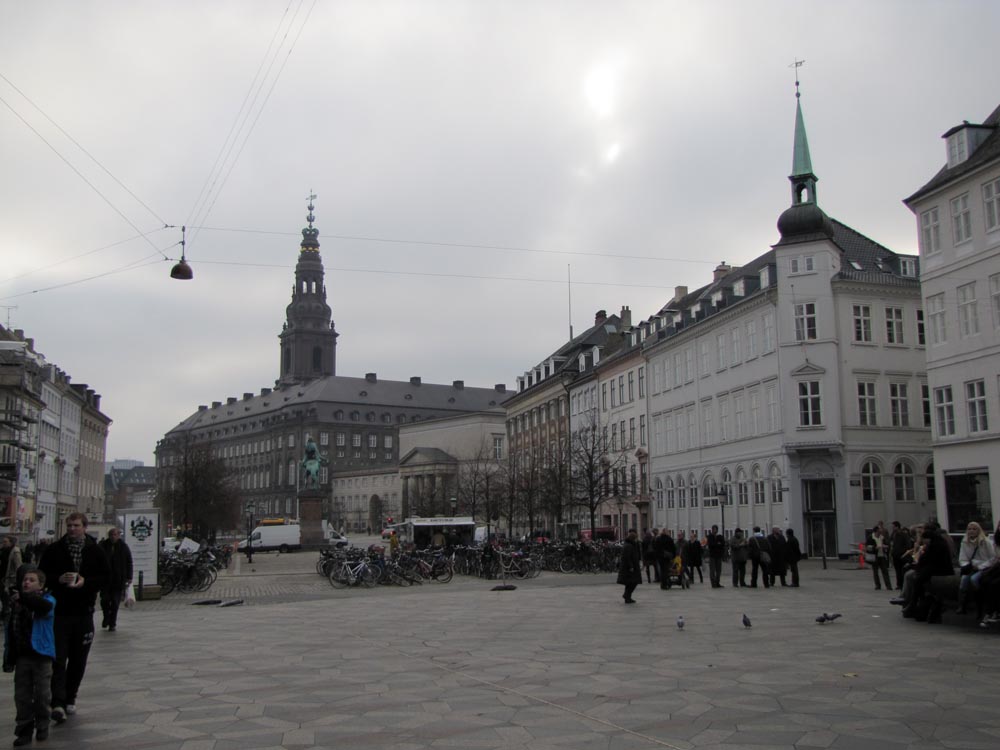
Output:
1,1,997,465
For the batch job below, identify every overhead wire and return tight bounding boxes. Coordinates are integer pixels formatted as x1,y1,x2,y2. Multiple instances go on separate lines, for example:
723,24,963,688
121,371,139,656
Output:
0,250,173,302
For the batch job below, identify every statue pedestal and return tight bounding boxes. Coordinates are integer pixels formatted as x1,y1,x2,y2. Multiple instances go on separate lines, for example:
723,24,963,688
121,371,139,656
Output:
299,489,326,547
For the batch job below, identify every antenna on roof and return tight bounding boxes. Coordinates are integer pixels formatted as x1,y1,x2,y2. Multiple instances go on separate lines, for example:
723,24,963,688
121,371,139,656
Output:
1,306,16,329
567,264,574,340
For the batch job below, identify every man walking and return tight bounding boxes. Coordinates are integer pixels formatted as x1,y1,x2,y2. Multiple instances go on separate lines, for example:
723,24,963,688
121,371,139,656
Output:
769,527,789,587
706,525,725,588
98,528,133,632
38,513,109,723
654,528,676,589
785,528,802,587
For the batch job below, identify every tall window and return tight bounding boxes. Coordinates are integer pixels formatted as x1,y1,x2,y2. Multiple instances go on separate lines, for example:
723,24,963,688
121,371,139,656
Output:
951,193,972,244
719,397,730,441
794,302,817,341
721,469,733,506
688,474,698,507
749,389,760,436
493,436,503,460
966,379,988,433
958,282,979,337
639,414,646,446
894,462,915,502
701,401,712,445
730,327,742,364
769,464,783,504
861,461,882,502
628,372,634,401
737,468,749,506
920,207,941,254
638,367,645,398
672,353,683,387
916,309,926,346
927,293,946,345
934,386,955,436
602,383,607,410
985,177,1000,232
677,476,687,509
762,312,775,353
733,391,745,438
629,418,636,448
716,333,727,369
927,463,936,504
853,304,872,342
766,384,778,432
890,383,910,427
699,340,710,376
746,319,757,358
858,381,877,426
753,466,765,505
922,383,932,427
798,381,822,426
618,375,625,404
885,307,904,344
991,274,1000,329
665,477,675,509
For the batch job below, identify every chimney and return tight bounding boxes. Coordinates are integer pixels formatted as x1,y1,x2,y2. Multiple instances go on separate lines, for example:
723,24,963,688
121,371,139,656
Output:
93,394,101,410
198,405,208,412
619,305,632,329
212,401,222,409
260,387,272,396
365,372,377,383
243,392,253,401
410,376,421,386
227,397,237,405
452,380,464,390
713,261,731,282
594,309,607,325
673,285,688,303
494,384,507,393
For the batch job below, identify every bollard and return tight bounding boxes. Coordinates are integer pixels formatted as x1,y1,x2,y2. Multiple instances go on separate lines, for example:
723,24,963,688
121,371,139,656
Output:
857,542,866,569
137,570,144,600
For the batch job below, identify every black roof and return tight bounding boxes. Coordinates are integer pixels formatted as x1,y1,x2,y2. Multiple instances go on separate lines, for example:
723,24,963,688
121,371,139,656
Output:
905,102,1000,204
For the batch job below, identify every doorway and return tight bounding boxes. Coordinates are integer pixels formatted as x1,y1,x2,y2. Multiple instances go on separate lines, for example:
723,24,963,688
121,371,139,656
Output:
802,479,837,557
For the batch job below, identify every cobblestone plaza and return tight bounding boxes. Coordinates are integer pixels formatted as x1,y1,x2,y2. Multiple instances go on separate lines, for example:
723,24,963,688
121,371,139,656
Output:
2,554,997,749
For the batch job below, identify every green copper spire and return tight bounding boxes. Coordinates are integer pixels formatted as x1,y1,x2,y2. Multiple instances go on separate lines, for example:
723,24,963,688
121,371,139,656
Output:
792,97,813,178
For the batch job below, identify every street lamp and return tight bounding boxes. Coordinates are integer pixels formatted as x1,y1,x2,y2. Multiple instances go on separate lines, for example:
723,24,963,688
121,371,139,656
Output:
244,501,255,562
170,226,193,280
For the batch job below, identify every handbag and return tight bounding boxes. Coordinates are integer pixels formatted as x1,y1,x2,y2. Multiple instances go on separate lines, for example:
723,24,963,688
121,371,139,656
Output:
760,551,772,565
960,564,974,576
124,583,136,608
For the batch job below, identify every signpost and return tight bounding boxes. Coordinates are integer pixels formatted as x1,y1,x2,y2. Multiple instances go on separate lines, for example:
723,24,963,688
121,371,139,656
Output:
123,509,160,599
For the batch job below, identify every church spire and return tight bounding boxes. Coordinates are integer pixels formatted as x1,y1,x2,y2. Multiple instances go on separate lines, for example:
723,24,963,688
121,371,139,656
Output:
278,194,338,385
776,65,833,243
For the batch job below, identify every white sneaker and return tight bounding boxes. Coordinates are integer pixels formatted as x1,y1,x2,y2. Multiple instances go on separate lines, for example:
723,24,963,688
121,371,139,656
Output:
66,704,76,715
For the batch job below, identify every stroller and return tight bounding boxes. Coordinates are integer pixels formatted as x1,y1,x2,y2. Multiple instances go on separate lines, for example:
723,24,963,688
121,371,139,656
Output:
662,554,689,589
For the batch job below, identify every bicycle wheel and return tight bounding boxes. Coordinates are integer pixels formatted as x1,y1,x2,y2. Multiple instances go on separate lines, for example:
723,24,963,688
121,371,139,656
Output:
432,563,453,583
559,557,575,574
359,567,377,588
328,565,349,589
158,572,176,596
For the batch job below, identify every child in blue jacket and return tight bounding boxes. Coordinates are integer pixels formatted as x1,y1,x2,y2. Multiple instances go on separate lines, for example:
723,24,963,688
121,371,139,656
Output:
4,565,56,746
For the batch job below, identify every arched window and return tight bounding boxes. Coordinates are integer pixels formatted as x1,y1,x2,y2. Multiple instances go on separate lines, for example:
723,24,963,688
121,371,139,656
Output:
677,475,687,509
721,468,733,506
665,477,675,509
737,467,749,506
753,465,765,505
894,461,915,502
312,346,322,371
861,461,882,502
703,475,716,506
769,464,783,504
654,477,664,510
689,473,699,507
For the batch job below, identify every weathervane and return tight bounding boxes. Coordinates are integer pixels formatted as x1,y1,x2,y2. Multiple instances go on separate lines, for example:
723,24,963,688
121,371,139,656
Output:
790,58,805,97
306,191,317,228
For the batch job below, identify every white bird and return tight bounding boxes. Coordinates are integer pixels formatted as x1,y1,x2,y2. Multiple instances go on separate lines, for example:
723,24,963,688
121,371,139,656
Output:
742,613,752,628
676,615,684,630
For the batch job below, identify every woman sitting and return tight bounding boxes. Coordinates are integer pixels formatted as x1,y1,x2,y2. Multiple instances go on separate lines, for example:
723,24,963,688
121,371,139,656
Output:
957,522,995,614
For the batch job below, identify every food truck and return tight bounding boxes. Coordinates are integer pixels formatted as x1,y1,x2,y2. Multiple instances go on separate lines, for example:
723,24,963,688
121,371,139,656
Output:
391,516,477,548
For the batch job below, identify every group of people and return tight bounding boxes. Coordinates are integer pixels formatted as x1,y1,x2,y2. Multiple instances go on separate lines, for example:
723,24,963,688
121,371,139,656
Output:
618,525,803,603
1,514,133,746
885,518,1000,627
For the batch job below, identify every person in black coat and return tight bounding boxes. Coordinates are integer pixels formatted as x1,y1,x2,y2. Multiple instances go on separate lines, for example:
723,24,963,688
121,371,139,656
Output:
617,530,642,604
97,528,133,632
904,521,956,623
653,529,676,589
768,527,789,586
706,526,726,588
785,528,802,587
37,513,110,722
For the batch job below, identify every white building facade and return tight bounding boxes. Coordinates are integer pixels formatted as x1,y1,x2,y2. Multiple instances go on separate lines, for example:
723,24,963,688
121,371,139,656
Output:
904,102,1000,533
646,94,932,556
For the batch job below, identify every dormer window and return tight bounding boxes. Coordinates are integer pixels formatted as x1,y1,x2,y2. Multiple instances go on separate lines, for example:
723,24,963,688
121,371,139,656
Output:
711,291,723,306
849,260,863,271
759,267,771,287
733,280,745,297
790,255,814,274
946,129,968,168
690,302,701,316
900,258,916,277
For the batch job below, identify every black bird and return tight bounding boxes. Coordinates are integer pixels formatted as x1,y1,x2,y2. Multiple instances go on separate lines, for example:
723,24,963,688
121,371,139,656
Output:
742,613,752,628
826,612,841,621
816,614,828,623
677,615,685,630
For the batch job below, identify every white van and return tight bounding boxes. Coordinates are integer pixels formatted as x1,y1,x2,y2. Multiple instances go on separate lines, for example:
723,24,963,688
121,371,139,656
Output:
237,522,349,552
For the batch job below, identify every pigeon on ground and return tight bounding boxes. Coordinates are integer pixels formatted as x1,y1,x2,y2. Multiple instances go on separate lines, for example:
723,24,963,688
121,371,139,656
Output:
816,612,842,623
816,613,828,623
677,615,684,630
742,613,752,628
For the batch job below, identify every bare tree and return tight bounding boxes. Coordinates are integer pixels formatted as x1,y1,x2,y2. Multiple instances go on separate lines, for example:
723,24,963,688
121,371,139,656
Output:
455,440,495,522
569,411,628,536
157,435,241,542
538,437,572,535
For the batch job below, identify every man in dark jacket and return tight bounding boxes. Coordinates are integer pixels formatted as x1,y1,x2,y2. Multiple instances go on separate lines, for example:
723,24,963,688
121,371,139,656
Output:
785,528,802,587
904,521,955,623
768,527,789,586
749,527,771,588
706,525,726,588
617,530,642,604
98,528,133,632
654,529,676,589
38,512,110,723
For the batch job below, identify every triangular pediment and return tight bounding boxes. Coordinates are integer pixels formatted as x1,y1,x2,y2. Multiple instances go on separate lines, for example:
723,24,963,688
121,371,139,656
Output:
790,361,826,377
399,447,458,467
